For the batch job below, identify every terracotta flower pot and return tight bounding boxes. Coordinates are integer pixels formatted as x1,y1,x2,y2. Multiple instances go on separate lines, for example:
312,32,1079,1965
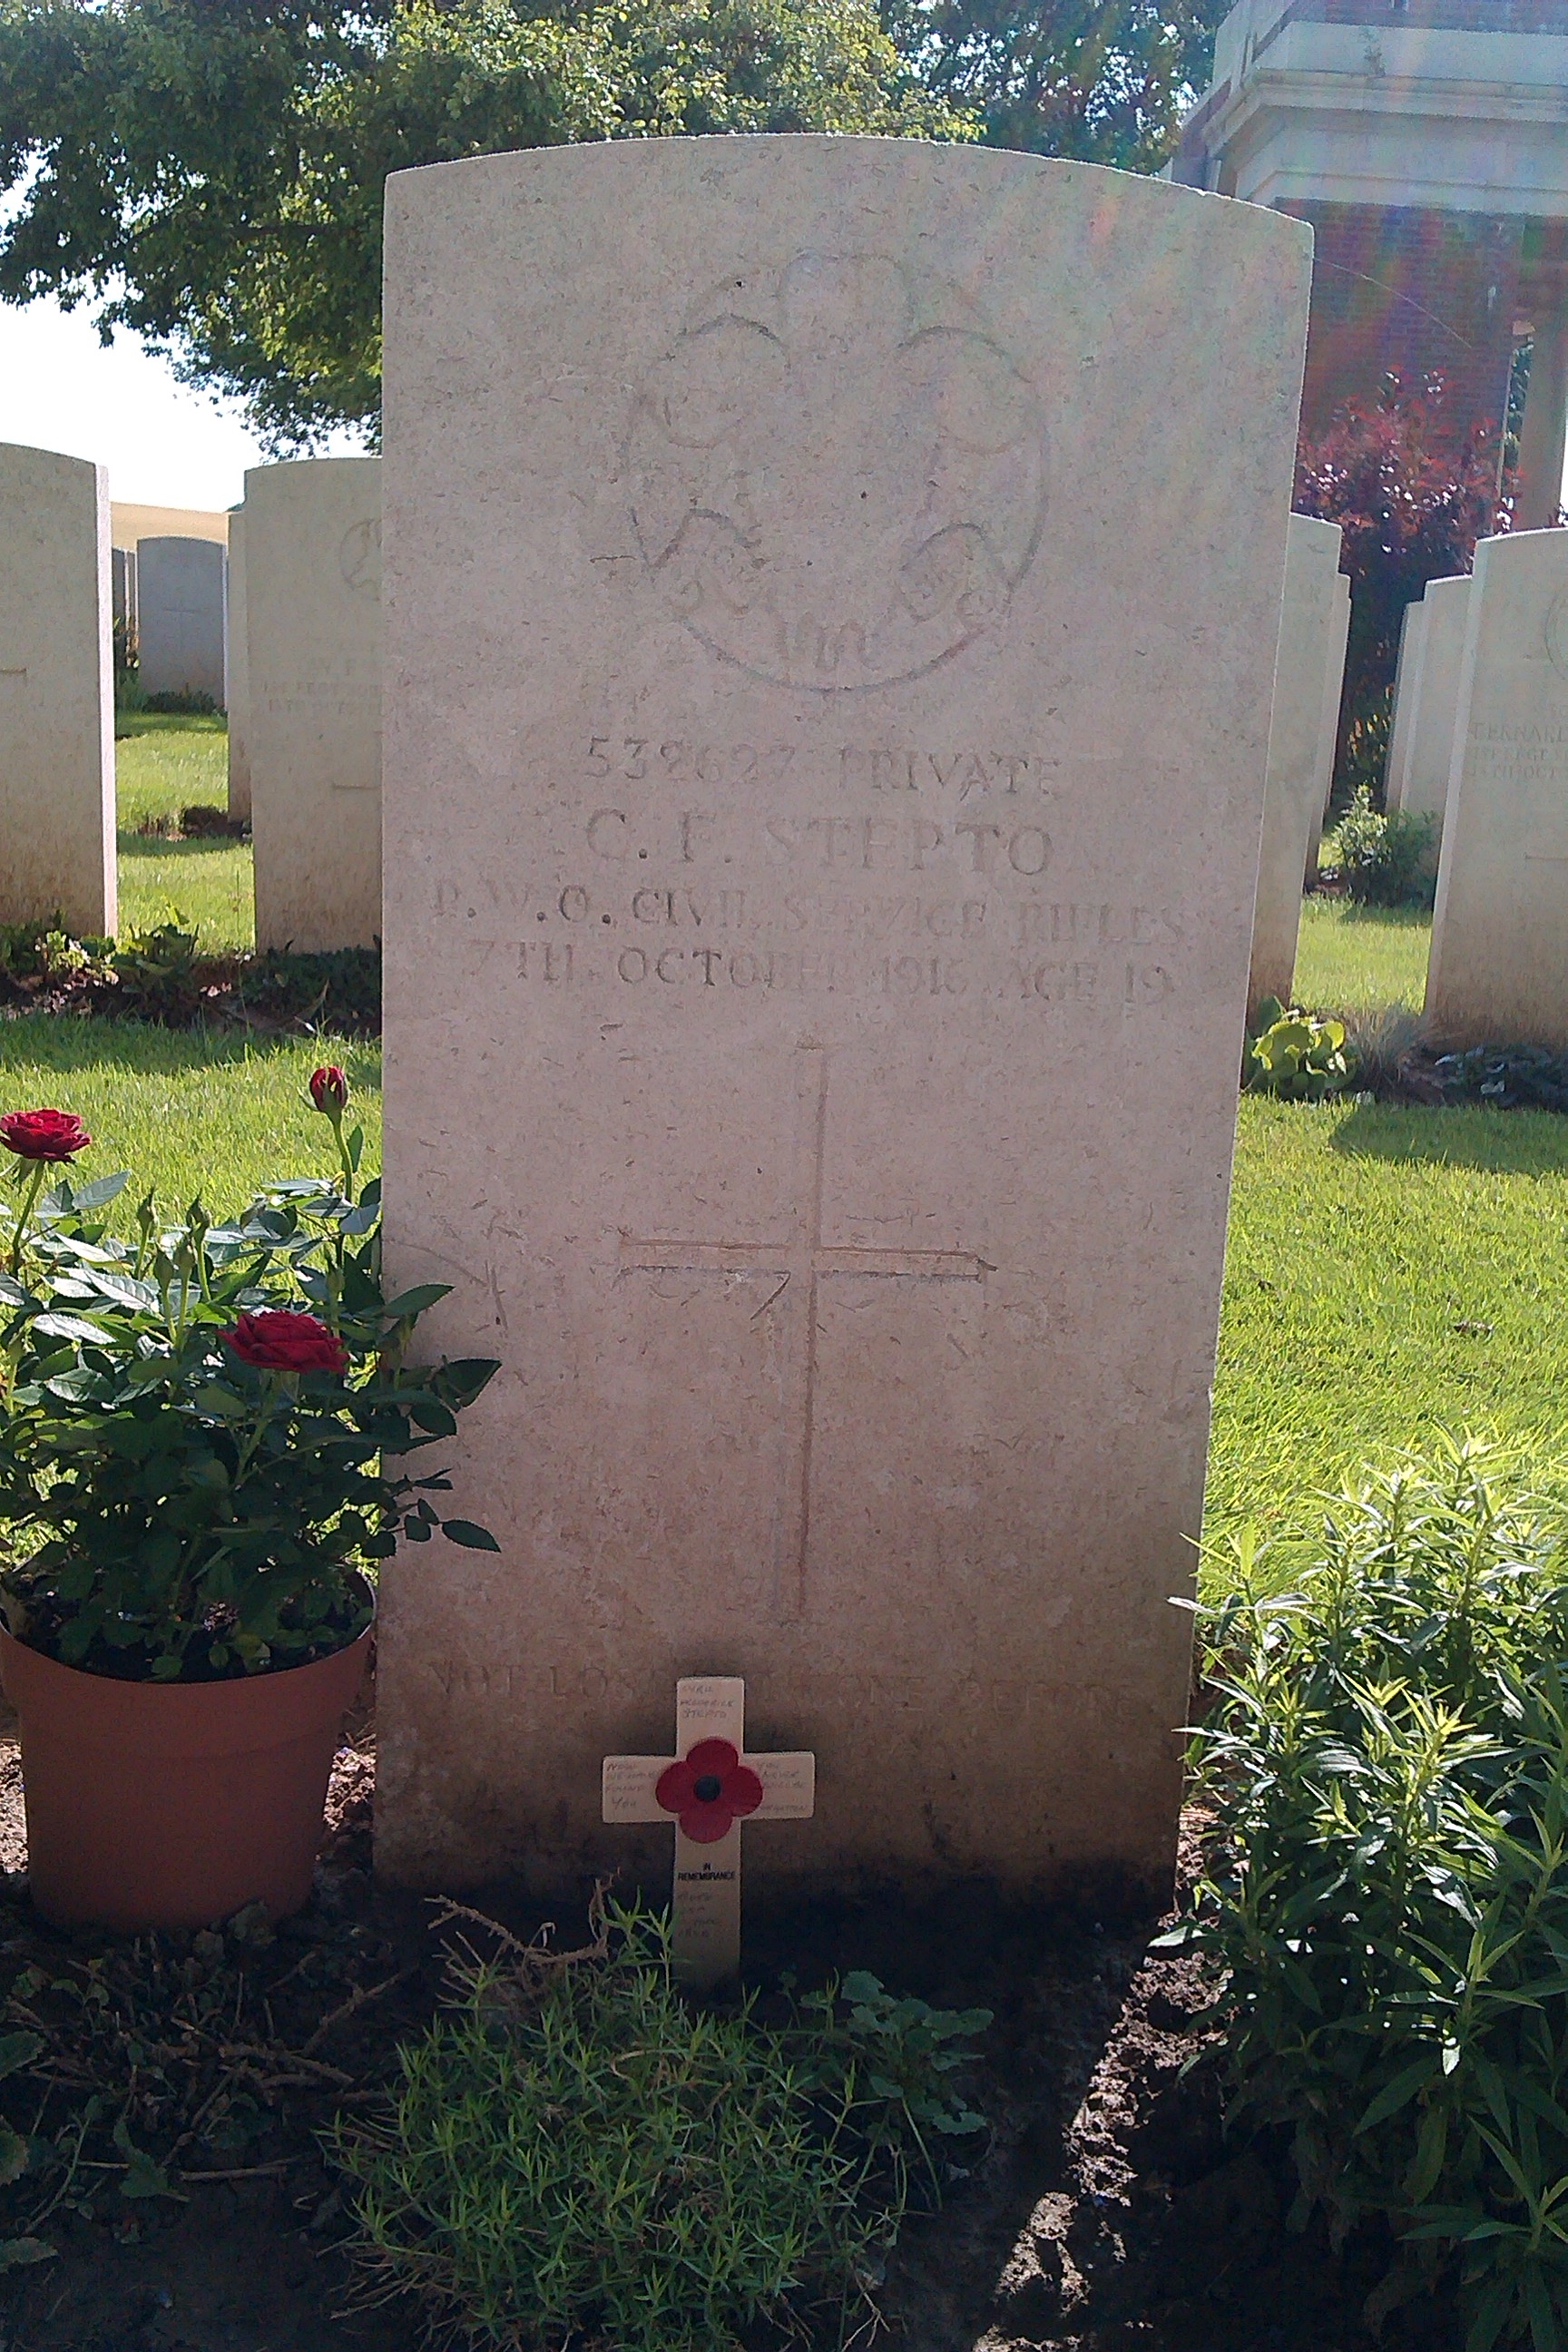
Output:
0,1627,371,1932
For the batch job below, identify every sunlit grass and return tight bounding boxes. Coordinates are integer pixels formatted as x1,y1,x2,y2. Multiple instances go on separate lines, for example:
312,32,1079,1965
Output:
113,713,254,954
1209,1093,1568,1560
0,1017,379,1222
1292,897,1432,1016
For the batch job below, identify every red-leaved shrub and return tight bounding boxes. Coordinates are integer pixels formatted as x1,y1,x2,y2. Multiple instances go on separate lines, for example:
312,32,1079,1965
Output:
1293,374,1504,805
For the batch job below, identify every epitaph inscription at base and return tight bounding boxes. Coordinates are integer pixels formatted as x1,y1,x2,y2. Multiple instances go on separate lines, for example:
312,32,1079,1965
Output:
376,138,1310,1903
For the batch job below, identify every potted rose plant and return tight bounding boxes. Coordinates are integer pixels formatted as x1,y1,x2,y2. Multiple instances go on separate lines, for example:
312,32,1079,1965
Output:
0,1069,498,1931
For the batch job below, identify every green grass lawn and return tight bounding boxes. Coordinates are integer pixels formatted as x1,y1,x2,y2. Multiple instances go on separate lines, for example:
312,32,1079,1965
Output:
114,712,254,954
1210,1093,1568,1559
1293,897,1433,1016
0,1018,379,1219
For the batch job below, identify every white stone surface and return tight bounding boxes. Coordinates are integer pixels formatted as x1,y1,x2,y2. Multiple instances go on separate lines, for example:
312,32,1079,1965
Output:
375,136,1310,1904
1186,0,1568,217
226,508,250,824
1250,513,1345,1014
1427,529,1568,1047
245,457,380,951
1306,565,1351,878
1393,573,1472,827
0,441,115,937
1385,597,1427,814
135,535,226,704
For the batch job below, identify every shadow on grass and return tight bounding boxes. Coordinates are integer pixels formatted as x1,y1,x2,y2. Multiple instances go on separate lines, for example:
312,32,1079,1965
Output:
1307,899,1433,934
1330,1096,1568,1177
114,710,228,740
117,835,245,863
0,1014,380,1085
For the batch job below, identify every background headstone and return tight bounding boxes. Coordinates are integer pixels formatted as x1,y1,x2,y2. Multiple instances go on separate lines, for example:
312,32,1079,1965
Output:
135,535,226,705
1426,529,1568,1048
1390,573,1472,828
1384,596,1427,812
111,545,137,648
245,456,381,952
1249,513,1345,1015
375,138,1309,1904
226,507,250,824
1305,564,1351,880
0,441,115,937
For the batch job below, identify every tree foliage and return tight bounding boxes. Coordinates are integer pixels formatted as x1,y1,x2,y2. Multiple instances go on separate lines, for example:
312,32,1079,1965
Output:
0,0,969,446
884,0,1227,172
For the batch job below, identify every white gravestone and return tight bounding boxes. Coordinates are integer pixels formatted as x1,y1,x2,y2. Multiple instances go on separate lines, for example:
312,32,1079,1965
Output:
603,1677,815,1985
245,457,381,952
135,536,226,705
374,137,1310,1906
226,507,251,824
1426,529,1568,1048
1384,597,1426,813
1305,566,1351,880
1390,573,1472,828
1249,514,1345,1015
0,442,115,937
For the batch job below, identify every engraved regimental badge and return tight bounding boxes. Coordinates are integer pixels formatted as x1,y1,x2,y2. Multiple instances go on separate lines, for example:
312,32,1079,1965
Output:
627,250,1046,695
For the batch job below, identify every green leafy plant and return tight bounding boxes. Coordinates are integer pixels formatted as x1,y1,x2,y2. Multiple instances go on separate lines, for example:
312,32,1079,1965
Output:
110,913,202,1018
1171,1442,1568,2352
0,1070,499,1681
331,1898,987,2352
1433,1044,1568,1116
1322,783,1439,908
1243,998,1357,1102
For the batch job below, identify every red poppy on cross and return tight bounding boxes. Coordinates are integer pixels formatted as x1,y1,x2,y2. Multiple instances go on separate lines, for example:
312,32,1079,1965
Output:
602,1677,815,1987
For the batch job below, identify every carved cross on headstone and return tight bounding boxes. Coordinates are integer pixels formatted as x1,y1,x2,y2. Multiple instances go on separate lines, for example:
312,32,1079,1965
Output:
602,1676,815,1987
620,1046,990,1614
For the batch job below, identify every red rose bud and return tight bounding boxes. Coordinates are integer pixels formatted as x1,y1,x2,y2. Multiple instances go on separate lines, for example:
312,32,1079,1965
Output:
0,1108,92,1163
309,1065,349,1116
224,1309,349,1375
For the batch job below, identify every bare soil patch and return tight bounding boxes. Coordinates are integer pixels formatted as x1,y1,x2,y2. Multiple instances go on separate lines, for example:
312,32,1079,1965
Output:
0,1735,1455,2352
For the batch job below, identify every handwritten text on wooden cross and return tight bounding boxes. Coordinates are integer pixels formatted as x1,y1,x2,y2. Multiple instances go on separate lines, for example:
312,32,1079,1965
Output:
602,1676,814,1987
620,1046,990,1615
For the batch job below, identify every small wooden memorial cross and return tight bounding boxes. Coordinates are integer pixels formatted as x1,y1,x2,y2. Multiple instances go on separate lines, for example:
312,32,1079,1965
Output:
602,1677,815,1987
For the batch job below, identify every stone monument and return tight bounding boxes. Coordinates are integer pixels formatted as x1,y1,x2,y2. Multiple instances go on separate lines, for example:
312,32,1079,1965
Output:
0,441,115,937
135,535,226,705
1426,529,1568,1048
1304,564,1350,880
245,457,381,952
226,507,251,824
1384,598,1426,813
375,138,1310,1905
1389,574,1473,828
1249,513,1345,1015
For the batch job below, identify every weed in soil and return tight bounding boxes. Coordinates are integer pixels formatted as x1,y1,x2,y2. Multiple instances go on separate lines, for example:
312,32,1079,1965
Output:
0,1783,1465,2352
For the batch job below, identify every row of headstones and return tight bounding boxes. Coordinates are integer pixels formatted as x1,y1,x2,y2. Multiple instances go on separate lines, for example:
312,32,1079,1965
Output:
2,434,1351,1004
1387,530,1568,1048
0,441,381,950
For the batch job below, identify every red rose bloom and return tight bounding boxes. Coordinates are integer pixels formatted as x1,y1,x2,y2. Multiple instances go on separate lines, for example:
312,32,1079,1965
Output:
309,1065,349,1115
0,1108,92,1163
655,1739,763,1845
225,1309,348,1375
